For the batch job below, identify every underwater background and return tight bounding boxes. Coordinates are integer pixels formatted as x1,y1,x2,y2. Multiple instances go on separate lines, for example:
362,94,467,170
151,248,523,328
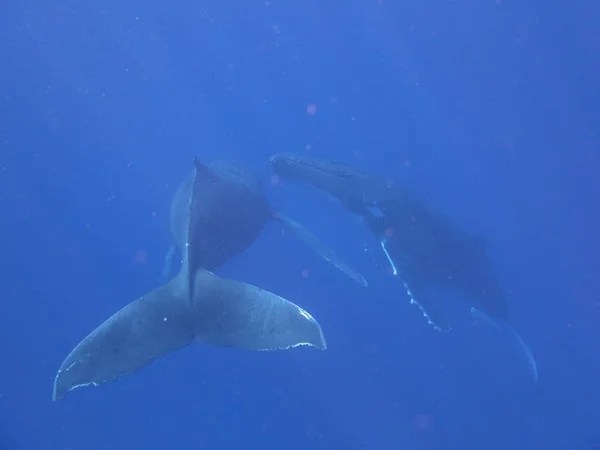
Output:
1,0,599,449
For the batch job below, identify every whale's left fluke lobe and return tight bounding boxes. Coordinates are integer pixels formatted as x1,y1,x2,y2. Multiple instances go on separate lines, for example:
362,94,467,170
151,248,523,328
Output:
53,277,194,402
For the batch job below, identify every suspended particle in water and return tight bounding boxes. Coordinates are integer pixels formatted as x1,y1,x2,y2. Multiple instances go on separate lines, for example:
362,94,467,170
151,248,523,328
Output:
306,104,317,115
413,413,433,431
133,249,148,265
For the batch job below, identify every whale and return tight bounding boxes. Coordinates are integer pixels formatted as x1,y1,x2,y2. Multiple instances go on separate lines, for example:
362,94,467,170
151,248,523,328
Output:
52,157,330,401
270,153,538,382
162,158,368,295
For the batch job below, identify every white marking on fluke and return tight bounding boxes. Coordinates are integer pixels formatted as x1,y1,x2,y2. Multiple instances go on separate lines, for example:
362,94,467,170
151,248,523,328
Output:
298,308,314,321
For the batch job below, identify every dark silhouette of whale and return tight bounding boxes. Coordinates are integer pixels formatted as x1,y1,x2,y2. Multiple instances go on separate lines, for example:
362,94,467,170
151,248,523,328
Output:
52,157,333,401
270,153,538,381
162,158,367,296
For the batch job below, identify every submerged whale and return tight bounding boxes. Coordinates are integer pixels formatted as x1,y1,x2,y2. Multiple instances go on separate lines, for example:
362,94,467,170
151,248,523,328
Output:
270,153,538,382
52,158,329,401
162,158,367,293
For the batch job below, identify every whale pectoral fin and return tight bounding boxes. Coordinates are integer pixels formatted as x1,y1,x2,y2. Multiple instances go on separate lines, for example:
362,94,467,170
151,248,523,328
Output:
401,280,452,332
53,276,195,401
273,211,368,287
470,307,539,382
161,244,177,283
379,239,450,331
193,270,327,351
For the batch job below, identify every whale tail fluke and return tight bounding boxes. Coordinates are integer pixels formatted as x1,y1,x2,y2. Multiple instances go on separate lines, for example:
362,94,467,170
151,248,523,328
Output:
53,270,326,401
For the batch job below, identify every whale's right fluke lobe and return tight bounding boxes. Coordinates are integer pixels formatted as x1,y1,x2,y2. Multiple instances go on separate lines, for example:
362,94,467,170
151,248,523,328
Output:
471,307,538,382
53,269,325,401
192,270,326,351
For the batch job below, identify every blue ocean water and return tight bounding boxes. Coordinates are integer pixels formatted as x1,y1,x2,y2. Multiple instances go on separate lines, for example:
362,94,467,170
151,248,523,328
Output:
1,0,599,449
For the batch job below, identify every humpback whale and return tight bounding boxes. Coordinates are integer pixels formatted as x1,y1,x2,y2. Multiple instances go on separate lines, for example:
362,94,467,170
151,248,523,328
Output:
52,158,329,401
270,153,538,382
162,158,367,292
